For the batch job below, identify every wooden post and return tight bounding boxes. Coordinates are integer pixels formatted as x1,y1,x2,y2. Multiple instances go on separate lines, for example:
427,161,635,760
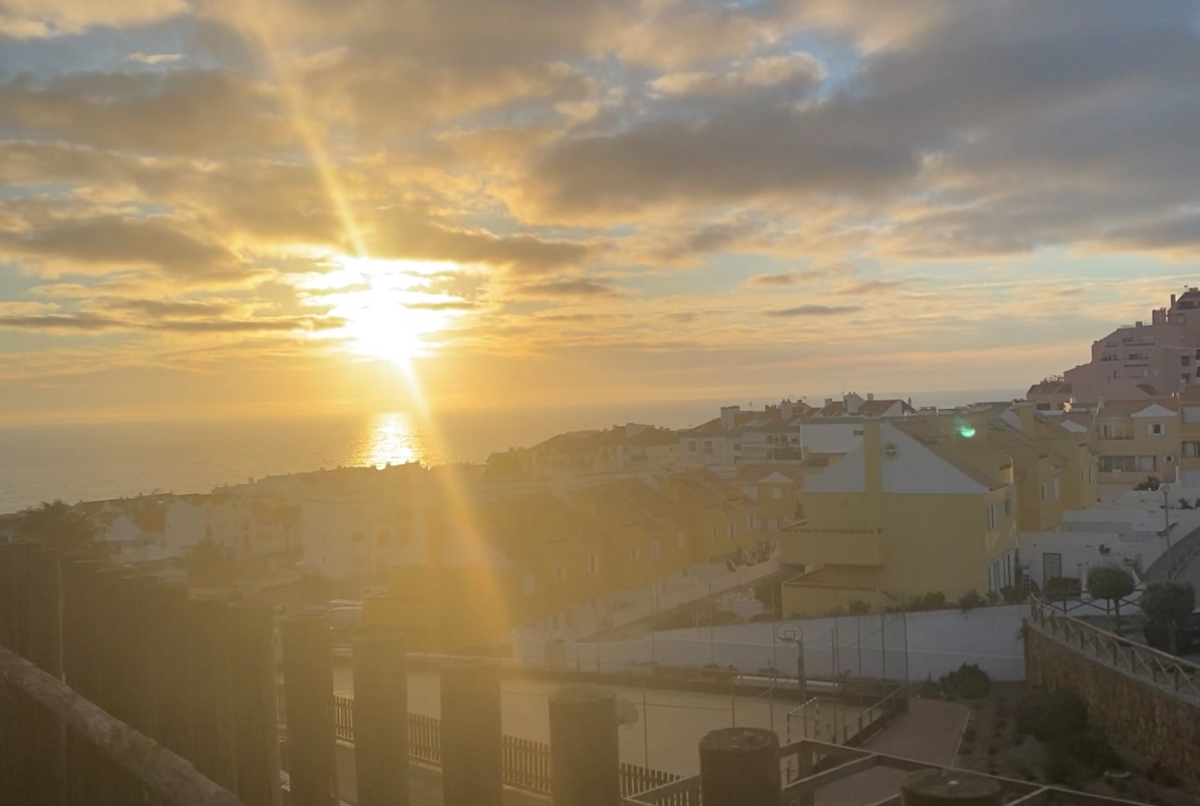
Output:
0,542,31,803
187,596,239,791
95,567,146,806
900,769,1001,806
148,583,191,760
27,549,64,806
60,558,103,806
353,631,408,806
229,602,282,806
549,685,620,806
698,728,780,806
440,659,503,806
281,612,337,806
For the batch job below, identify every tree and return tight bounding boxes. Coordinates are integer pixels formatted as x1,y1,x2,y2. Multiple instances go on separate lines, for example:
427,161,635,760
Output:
1086,564,1136,635
1141,581,1196,655
14,500,97,552
185,536,230,586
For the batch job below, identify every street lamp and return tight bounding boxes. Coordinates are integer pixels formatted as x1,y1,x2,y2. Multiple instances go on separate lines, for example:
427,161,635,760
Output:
1163,484,1175,580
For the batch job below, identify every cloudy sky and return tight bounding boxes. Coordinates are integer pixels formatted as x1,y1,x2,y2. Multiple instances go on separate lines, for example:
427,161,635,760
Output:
1,0,1199,422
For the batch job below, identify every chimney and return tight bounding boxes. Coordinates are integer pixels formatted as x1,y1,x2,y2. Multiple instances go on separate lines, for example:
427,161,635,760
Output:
720,406,740,431
1172,293,1177,307
781,399,793,419
824,398,834,407
867,393,875,401
862,419,885,530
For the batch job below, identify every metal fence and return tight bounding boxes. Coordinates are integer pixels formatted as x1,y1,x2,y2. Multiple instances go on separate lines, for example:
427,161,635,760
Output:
1028,596,1200,699
278,686,680,798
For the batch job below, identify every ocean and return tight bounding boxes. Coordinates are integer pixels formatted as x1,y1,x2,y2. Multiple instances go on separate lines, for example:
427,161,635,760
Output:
0,388,1023,513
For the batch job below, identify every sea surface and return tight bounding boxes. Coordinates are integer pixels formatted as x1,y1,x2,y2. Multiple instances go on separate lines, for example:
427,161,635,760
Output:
0,388,1022,513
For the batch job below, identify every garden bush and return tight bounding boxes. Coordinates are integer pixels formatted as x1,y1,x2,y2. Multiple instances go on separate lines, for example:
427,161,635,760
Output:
1017,690,1087,741
939,663,991,699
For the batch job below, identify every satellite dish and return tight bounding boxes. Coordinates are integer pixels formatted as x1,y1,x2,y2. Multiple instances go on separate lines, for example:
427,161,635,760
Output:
882,442,899,460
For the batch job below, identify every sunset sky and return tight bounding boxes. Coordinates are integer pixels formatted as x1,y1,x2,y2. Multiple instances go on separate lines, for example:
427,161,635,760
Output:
2,0,1199,423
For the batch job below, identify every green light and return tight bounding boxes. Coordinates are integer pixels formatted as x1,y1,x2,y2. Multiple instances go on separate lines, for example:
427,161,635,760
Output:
958,425,976,438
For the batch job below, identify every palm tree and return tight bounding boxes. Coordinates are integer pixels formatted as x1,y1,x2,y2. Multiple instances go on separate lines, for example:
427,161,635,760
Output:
15,500,97,552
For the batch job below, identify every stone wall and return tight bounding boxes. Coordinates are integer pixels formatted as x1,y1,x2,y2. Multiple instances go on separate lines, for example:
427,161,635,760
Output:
1025,626,1200,781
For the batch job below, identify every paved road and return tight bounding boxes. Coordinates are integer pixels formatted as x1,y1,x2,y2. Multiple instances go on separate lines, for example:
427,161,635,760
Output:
332,667,863,777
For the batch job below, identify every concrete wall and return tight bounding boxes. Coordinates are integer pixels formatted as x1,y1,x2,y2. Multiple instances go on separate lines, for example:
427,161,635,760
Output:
520,604,1027,682
1025,625,1200,782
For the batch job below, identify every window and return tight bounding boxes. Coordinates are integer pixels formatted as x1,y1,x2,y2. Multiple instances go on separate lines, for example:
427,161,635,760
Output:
710,526,717,541
1185,407,1200,424
553,566,567,581
522,574,536,596
1052,478,1060,501
650,541,661,562
703,441,713,454
1004,496,1013,516
1148,423,1165,436
1098,455,1138,472
1138,455,1157,472
628,547,639,561
1184,442,1200,459
987,504,997,531
676,530,686,549
1185,356,1193,367
1099,424,1134,440
1040,484,1046,501
727,522,736,540
587,554,598,574
689,441,697,452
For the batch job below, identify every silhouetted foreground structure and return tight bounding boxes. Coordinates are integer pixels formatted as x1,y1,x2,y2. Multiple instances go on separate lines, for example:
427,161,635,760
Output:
0,542,1160,806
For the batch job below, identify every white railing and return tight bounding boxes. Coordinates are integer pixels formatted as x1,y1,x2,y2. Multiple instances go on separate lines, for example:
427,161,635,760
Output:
1028,597,1200,700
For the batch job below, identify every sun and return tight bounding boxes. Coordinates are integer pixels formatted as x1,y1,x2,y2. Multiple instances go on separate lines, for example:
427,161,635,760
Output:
315,256,469,365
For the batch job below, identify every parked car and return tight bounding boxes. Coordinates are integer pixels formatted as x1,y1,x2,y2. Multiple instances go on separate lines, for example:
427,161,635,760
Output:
1144,611,1200,653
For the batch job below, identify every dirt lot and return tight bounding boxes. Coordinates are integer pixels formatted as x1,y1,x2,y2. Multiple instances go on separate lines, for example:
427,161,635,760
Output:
951,682,1200,806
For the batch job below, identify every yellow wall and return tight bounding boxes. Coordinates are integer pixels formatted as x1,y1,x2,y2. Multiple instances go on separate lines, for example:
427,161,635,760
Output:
781,485,1016,616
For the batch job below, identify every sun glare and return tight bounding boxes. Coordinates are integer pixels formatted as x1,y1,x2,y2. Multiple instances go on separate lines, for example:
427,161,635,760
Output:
314,257,469,365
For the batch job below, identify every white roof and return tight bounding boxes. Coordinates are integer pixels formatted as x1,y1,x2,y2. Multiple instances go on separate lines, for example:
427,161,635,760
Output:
804,424,990,495
1131,403,1176,418
1059,420,1088,433
795,422,862,455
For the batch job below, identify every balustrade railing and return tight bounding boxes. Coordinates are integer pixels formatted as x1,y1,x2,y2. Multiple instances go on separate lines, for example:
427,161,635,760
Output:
1028,597,1200,699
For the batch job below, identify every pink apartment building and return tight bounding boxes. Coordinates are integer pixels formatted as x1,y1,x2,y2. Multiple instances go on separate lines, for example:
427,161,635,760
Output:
1058,288,1200,404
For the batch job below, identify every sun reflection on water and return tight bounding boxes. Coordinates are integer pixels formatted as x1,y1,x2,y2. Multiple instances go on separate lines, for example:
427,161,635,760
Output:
363,412,425,468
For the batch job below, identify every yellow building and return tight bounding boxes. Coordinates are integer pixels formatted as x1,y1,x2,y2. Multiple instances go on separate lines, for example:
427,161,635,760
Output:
1180,386,1200,487
1091,399,1180,485
781,419,1018,616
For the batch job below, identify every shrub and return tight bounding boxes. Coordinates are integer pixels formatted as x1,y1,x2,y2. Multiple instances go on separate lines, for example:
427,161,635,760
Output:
1017,691,1087,741
962,726,977,743
918,676,941,699
1086,563,1136,634
999,585,1024,604
1142,581,1196,655
957,589,987,610
847,598,872,615
939,663,991,699
906,591,948,611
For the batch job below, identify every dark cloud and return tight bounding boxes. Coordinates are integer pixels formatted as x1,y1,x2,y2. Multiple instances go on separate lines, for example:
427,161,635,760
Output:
0,70,288,156
514,279,621,298
765,304,861,317
368,212,592,274
100,299,237,318
835,279,911,295
0,215,245,278
747,272,801,287
0,313,121,331
523,0,1200,261
0,310,339,333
